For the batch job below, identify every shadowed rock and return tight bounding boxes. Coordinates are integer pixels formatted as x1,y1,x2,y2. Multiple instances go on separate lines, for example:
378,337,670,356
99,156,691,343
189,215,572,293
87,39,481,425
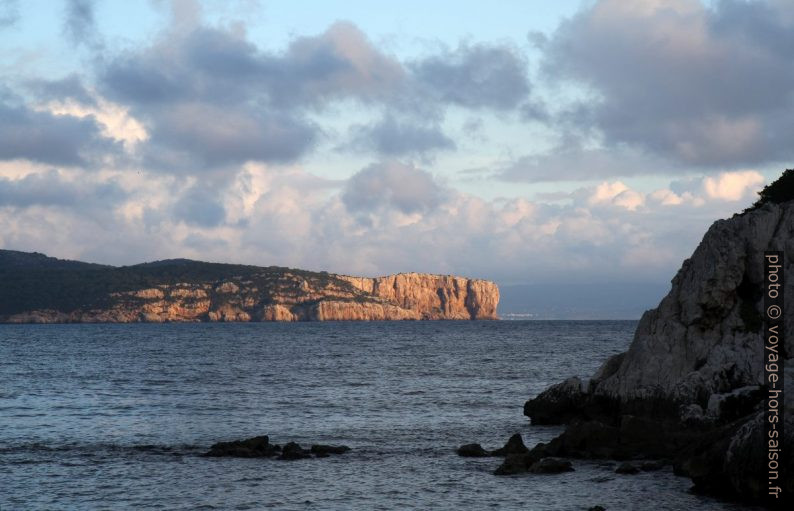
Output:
494,452,539,475
520,191,794,505
615,462,639,475
278,442,313,460
205,436,351,460
491,433,529,456
204,435,279,458
456,443,490,457
528,457,574,474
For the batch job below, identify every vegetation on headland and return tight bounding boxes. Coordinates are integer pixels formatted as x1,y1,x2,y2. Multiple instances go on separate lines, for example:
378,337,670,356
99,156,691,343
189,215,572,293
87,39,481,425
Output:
745,167,794,212
0,250,353,316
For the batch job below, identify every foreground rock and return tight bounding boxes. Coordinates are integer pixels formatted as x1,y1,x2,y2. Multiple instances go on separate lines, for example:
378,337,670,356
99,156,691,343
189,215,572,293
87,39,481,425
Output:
204,435,350,460
522,192,794,506
0,250,500,323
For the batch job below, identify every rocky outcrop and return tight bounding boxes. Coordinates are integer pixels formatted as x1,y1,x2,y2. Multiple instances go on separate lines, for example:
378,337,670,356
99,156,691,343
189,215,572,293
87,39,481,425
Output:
521,200,794,506
0,253,499,323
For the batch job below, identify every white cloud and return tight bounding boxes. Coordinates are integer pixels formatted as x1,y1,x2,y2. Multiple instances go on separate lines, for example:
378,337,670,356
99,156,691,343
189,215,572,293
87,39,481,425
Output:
0,161,769,286
702,170,764,201
38,96,148,151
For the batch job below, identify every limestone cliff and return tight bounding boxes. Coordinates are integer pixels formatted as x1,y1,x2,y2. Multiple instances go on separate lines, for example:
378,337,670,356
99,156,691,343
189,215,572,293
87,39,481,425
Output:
337,273,499,320
0,252,499,322
522,198,794,504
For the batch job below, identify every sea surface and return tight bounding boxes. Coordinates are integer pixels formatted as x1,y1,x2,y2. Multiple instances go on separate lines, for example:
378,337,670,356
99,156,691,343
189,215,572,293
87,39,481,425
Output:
0,321,759,510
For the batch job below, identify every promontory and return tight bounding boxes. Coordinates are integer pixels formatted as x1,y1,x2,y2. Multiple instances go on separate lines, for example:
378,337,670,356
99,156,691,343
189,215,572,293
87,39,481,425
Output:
0,250,499,323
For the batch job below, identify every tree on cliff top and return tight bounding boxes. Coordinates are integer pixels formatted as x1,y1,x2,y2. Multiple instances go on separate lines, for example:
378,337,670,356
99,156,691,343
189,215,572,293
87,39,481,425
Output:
746,168,794,212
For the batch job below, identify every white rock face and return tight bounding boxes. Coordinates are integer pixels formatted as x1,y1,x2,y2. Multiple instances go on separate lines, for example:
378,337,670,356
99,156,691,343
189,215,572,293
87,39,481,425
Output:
593,201,794,405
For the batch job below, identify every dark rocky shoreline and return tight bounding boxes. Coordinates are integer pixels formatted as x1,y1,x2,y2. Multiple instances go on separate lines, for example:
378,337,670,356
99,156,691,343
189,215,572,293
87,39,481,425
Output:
491,198,794,508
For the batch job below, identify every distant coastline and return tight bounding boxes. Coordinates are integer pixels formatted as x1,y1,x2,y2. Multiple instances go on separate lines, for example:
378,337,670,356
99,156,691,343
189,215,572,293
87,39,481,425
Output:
0,250,499,323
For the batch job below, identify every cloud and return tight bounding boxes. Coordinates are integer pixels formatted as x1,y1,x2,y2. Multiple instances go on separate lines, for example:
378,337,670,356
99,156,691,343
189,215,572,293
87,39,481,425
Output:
95,20,537,169
412,43,530,110
0,169,126,210
542,0,794,167
98,22,409,169
702,170,765,201
143,103,315,170
0,0,18,28
348,116,455,156
342,161,445,216
0,95,118,166
0,158,771,288
173,184,226,227
28,75,97,106
586,181,645,211
101,22,406,109
63,0,98,47
499,144,683,182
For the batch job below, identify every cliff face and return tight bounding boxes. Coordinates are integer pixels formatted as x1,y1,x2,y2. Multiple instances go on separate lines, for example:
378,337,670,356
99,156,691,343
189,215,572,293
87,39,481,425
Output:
592,201,793,406
522,200,793,504
0,254,499,322
337,273,499,320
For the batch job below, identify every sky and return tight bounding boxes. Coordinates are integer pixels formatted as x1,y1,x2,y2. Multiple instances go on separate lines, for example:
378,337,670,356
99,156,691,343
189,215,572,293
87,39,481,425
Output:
1,0,792,317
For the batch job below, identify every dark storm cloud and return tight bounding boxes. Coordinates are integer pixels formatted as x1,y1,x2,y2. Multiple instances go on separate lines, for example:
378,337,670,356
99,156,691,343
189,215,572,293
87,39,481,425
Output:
0,0,18,28
0,170,126,209
348,116,455,156
63,0,98,46
172,185,226,227
412,43,530,110
342,161,445,215
0,97,117,166
540,0,794,167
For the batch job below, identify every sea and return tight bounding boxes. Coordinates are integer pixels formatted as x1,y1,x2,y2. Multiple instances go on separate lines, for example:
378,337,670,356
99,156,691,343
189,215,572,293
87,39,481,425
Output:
0,321,761,510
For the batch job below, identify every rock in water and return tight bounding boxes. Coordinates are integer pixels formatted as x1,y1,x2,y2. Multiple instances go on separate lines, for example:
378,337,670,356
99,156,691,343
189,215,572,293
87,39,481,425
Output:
205,436,350,460
528,457,574,474
204,435,278,457
523,186,794,505
278,442,312,460
614,462,639,475
491,433,529,456
456,443,490,457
